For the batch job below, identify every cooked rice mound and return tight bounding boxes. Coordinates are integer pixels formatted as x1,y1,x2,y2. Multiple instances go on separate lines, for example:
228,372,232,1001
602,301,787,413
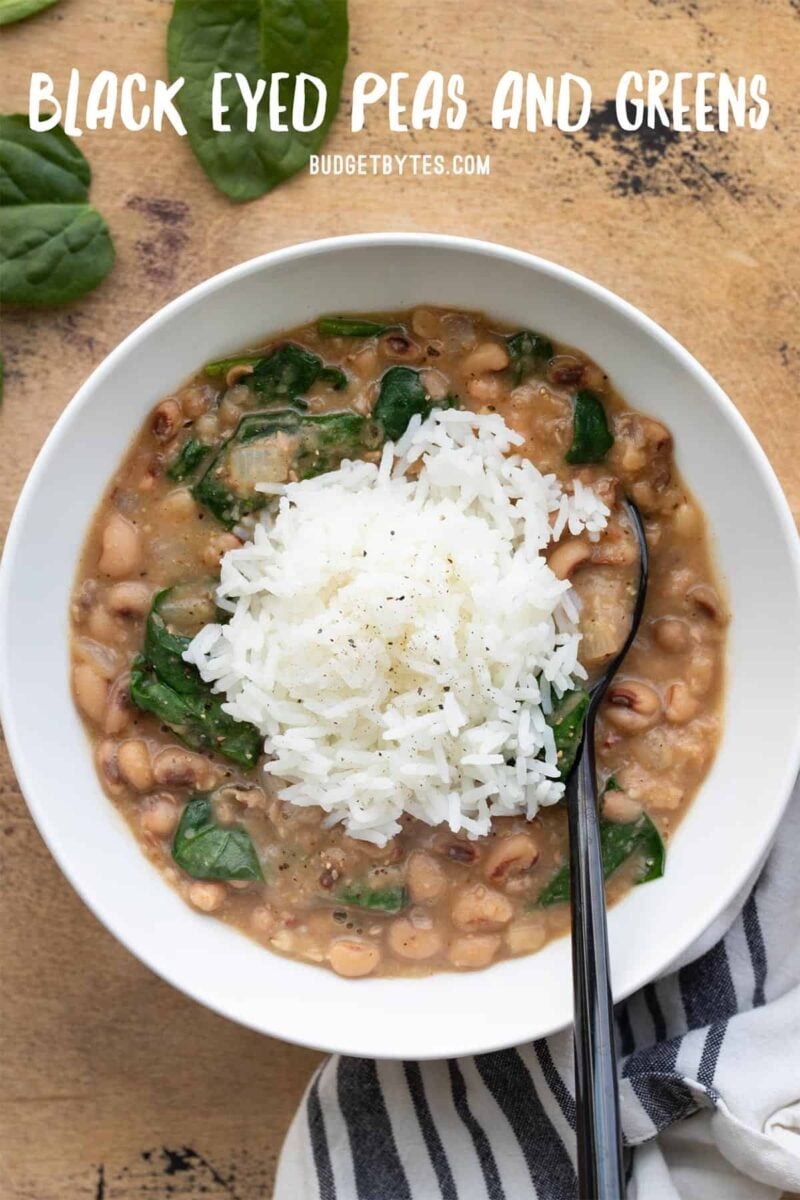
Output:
185,409,609,844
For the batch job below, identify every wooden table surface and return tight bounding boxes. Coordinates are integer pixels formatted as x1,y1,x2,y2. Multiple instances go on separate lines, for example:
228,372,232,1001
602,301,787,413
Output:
1,2,798,1196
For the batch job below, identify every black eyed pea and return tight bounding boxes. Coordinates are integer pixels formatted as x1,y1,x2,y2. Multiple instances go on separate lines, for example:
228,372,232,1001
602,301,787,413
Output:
419,368,450,401
406,852,446,903
73,662,108,725
671,501,700,537
380,333,424,363
411,308,441,339
664,681,699,725
451,885,513,932
159,489,198,521
180,385,213,419
218,394,244,430
387,914,443,961
687,649,715,698
483,834,539,885
152,747,218,790
328,937,381,978
96,739,124,794
139,794,179,837
151,399,183,443
74,637,119,680
194,413,219,441
605,680,661,734
86,605,119,643
106,581,152,618
187,881,227,913
601,788,643,824
591,527,638,567
687,584,727,625
447,934,501,970
347,346,379,381
104,675,132,736
98,513,142,578
251,905,277,937
463,341,510,375
652,617,690,655
117,739,154,791
548,538,591,581
466,374,504,404
225,363,255,388
203,532,243,570
505,920,547,956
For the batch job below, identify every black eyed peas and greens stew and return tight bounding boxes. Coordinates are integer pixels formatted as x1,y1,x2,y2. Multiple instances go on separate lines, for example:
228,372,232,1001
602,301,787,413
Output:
70,308,726,979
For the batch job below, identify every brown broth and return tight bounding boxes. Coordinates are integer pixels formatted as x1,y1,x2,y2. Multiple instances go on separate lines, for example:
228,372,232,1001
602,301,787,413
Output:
70,308,726,978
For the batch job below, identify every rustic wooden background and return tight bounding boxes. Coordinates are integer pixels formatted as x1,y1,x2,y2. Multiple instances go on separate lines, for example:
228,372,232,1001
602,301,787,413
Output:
2,1,799,1196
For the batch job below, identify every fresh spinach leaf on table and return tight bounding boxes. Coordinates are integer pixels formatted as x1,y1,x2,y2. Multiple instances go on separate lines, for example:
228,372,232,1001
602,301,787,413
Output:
0,0,60,26
0,115,89,204
0,116,114,307
167,0,349,202
0,204,115,307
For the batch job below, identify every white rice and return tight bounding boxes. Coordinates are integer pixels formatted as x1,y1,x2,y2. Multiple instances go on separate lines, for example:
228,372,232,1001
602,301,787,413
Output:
184,408,608,845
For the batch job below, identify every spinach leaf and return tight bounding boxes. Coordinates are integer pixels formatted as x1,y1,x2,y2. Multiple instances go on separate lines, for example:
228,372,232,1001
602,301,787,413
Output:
336,882,408,914
319,365,348,390
0,118,114,307
172,793,263,881
535,809,665,907
203,353,264,378
507,330,554,385
203,344,347,403
549,688,590,780
0,115,89,205
130,656,261,769
565,389,614,465
194,407,372,527
318,316,390,338
0,202,115,308
245,343,347,406
143,589,201,694
373,366,435,442
167,438,212,482
0,0,60,25
130,589,261,769
167,0,349,202
246,346,316,407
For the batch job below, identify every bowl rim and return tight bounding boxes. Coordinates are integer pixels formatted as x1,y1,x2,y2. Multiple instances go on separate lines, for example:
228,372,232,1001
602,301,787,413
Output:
2,231,800,1057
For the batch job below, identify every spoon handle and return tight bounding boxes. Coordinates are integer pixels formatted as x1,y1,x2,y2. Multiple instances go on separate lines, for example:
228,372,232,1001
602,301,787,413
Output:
568,731,625,1200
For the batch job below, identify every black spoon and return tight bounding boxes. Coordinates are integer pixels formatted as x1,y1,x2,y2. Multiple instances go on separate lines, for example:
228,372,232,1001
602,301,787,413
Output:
567,498,649,1200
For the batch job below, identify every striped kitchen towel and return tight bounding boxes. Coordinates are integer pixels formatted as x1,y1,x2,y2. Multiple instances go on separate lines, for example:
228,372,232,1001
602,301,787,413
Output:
275,782,800,1200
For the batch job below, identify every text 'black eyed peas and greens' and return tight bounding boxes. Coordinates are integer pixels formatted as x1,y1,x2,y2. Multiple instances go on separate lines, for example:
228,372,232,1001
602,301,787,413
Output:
71,308,726,978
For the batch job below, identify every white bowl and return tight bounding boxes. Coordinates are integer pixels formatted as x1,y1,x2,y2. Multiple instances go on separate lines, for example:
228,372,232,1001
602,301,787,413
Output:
2,235,799,1060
